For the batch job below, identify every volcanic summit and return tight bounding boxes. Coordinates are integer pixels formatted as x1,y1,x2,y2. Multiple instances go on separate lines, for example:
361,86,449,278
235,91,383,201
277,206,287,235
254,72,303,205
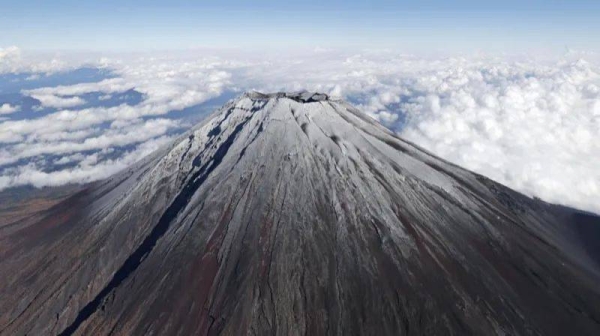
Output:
1,92,599,335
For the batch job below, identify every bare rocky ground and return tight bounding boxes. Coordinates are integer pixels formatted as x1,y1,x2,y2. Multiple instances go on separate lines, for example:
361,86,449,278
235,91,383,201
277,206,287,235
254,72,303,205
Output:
1,92,599,335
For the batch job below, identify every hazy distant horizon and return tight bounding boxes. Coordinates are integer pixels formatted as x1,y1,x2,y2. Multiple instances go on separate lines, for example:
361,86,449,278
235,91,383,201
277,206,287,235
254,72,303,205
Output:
2,0,600,53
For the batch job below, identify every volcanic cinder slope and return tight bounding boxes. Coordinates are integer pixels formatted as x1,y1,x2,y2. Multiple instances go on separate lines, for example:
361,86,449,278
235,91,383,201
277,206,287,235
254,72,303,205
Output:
1,92,600,336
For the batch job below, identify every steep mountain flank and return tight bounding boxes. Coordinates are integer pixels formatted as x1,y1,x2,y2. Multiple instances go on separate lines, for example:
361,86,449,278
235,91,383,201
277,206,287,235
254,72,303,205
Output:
1,92,599,336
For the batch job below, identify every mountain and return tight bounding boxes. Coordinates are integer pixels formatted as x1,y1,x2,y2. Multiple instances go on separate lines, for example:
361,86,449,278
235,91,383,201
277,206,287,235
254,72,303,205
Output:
1,91,599,336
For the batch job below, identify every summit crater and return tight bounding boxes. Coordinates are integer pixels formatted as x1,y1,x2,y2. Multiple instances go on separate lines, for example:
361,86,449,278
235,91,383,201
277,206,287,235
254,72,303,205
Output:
244,91,332,103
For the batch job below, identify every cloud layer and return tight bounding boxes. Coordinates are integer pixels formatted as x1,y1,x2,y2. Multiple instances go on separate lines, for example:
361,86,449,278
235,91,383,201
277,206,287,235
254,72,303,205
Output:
1,47,599,213
0,103,19,114
397,59,600,213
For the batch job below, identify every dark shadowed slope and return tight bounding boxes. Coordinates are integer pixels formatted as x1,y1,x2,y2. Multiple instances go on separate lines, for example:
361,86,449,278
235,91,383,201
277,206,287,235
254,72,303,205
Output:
1,92,600,336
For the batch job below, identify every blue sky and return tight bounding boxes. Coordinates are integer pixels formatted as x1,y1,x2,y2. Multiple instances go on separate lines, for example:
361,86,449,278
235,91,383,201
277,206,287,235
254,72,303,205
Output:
1,0,599,52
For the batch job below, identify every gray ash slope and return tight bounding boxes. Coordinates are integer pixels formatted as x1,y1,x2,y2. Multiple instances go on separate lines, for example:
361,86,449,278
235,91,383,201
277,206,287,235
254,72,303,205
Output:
1,91,600,335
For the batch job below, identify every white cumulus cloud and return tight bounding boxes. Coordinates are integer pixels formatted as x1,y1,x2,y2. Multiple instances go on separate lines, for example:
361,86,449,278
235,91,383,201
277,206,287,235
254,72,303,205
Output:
0,103,20,114
30,94,86,108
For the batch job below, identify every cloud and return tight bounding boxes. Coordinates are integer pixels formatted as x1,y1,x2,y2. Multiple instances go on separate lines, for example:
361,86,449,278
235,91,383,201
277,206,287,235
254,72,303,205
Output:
0,136,173,189
24,77,133,96
0,118,181,166
0,46,21,66
54,153,86,165
0,46,72,74
0,103,20,114
30,94,86,108
394,59,600,213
